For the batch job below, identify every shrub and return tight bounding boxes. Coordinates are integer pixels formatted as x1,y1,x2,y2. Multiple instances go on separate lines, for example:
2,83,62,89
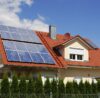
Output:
73,81,79,94
78,80,85,94
58,79,65,98
44,78,51,95
19,74,27,98
51,78,58,98
10,73,19,98
34,74,43,94
1,73,10,98
84,81,92,94
66,82,74,94
27,76,35,94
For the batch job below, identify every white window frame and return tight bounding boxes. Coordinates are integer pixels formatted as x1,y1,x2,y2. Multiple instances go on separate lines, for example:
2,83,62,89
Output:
69,47,84,61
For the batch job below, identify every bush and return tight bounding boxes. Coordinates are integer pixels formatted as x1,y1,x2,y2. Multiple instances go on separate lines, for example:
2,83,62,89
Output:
51,78,58,98
78,80,85,94
10,73,19,98
66,82,74,94
91,81,97,94
1,73,10,98
84,81,92,94
44,78,51,95
58,79,65,98
27,74,35,98
27,75,35,94
97,80,100,93
73,81,79,94
19,74,27,98
34,74,43,94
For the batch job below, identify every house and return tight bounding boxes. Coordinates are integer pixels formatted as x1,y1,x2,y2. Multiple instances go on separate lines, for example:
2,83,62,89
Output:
0,25,100,83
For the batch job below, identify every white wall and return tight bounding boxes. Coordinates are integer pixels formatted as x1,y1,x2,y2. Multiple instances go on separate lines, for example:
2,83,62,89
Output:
64,39,89,61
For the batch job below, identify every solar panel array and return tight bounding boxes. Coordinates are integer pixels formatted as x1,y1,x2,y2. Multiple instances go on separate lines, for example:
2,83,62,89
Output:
0,25,55,64
0,25,41,43
3,40,55,64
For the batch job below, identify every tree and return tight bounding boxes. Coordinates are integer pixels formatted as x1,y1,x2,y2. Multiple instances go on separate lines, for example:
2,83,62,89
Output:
58,79,65,98
73,81,79,94
78,80,85,94
19,74,27,98
1,73,10,98
66,82,74,94
34,74,43,94
51,78,58,98
97,80,100,93
91,81,97,94
10,73,19,98
44,78,51,95
84,81,92,94
27,74,35,98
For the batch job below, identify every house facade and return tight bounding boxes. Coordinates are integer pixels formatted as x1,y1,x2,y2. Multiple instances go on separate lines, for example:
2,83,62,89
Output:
0,25,100,83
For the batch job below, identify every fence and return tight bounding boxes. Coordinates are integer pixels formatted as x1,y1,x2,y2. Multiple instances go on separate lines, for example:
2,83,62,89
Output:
0,93,100,98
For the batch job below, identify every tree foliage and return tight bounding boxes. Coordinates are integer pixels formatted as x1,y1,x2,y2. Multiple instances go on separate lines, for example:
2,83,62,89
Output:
34,74,43,94
27,75,35,94
1,73,10,98
11,73,19,94
44,78,51,95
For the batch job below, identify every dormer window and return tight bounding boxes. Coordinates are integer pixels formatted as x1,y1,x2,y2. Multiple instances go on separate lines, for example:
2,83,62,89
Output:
77,55,83,60
69,48,84,61
70,54,75,60
70,54,83,61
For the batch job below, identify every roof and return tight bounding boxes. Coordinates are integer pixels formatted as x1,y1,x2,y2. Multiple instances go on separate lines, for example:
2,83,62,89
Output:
36,32,100,68
0,26,100,68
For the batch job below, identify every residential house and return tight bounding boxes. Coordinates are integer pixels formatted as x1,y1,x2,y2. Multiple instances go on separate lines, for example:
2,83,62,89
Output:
0,25,100,83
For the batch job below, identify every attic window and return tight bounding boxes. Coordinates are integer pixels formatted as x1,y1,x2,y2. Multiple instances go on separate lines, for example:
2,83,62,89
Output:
70,54,83,61
69,48,84,61
70,54,75,60
77,55,83,60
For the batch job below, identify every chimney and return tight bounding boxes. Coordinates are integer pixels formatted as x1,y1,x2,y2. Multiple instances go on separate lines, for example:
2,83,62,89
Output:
64,32,71,40
49,25,56,40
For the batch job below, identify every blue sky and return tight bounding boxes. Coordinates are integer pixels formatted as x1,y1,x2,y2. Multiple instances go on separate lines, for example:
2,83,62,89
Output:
0,0,100,46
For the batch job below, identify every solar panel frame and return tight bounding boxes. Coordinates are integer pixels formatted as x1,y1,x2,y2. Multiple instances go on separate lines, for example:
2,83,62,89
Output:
2,40,55,64
5,49,20,62
0,25,42,43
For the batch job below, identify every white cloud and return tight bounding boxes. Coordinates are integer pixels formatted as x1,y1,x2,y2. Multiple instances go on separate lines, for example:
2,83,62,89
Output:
0,0,49,32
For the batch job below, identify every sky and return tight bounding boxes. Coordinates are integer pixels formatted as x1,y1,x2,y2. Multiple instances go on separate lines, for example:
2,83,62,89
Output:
0,0,100,46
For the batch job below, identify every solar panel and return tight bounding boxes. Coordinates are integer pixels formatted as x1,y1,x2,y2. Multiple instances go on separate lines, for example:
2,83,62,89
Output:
3,40,55,64
0,25,41,43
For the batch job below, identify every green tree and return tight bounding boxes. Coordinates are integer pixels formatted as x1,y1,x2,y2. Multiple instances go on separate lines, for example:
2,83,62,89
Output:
34,74,43,94
84,81,92,94
91,81,97,94
10,73,19,98
73,81,79,94
78,80,85,94
66,82,74,94
19,74,27,98
58,79,65,98
44,78,51,95
97,80,100,93
27,75,35,98
1,73,10,98
51,78,58,98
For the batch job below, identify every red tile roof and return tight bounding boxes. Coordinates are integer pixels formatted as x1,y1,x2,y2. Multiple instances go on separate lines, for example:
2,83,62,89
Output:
0,31,100,68
36,32,100,68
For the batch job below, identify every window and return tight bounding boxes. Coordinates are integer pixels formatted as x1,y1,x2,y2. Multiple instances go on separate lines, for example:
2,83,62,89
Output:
69,48,84,61
77,55,83,60
70,54,75,60
69,54,83,61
